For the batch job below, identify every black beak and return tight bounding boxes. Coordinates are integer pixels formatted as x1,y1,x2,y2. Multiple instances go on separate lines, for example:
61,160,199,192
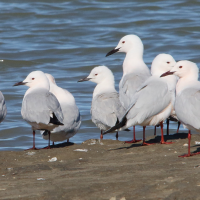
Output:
78,77,91,82
106,47,120,57
160,71,175,77
13,81,26,86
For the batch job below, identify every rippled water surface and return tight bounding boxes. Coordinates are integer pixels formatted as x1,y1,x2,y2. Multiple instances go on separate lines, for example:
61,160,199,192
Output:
0,0,200,150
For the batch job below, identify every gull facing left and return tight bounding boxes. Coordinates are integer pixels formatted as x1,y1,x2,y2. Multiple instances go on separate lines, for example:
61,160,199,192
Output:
78,66,128,139
14,71,64,150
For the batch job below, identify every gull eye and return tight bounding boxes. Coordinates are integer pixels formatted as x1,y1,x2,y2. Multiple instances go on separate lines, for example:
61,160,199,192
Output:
122,41,125,44
167,62,170,64
95,74,98,76
179,66,182,68
32,78,35,80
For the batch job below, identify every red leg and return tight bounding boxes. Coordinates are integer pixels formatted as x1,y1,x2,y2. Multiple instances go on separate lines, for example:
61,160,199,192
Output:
177,121,181,133
142,126,154,146
154,126,156,136
179,130,200,157
160,121,173,144
100,130,103,140
166,119,169,136
116,132,118,140
67,139,69,143
52,141,55,146
125,126,142,143
26,130,39,150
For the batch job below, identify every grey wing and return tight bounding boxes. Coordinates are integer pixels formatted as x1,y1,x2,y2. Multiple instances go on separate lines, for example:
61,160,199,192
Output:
22,89,63,124
52,103,81,134
175,88,200,130
125,78,171,124
119,72,150,109
91,92,125,129
0,92,7,123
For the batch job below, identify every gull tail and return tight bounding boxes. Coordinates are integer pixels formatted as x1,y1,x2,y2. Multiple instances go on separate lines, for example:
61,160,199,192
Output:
103,116,127,135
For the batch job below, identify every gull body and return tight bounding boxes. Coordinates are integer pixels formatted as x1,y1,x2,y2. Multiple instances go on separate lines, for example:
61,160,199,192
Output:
14,71,64,149
41,74,81,143
78,66,127,139
104,54,177,145
161,60,200,157
106,35,150,143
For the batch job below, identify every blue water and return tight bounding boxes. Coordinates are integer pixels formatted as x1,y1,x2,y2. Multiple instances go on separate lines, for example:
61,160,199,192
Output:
0,0,199,150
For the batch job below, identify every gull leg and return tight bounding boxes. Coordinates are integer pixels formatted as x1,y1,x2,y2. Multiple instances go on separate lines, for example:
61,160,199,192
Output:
142,126,154,146
160,121,173,144
154,126,156,136
26,130,39,150
166,118,169,135
177,121,181,133
125,126,142,143
67,139,69,143
116,132,118,140
100,130,103,140
42,131,51,149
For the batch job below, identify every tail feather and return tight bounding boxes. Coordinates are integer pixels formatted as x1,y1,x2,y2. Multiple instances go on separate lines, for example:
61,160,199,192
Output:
103,116,127,135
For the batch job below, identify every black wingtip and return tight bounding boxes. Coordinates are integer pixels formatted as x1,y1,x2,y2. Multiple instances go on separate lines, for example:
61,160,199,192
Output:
103,116,127,135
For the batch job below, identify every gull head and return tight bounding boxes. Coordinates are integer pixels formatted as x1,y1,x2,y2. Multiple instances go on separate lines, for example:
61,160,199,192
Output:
106,34,143,56
78,65,114,84
151,54,176,76
160,60,199,79
14,71,49,88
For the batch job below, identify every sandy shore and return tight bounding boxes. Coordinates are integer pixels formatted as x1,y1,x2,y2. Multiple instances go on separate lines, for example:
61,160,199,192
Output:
1,130,200,200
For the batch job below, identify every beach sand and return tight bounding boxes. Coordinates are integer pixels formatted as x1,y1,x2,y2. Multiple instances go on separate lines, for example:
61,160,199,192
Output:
1,131,200,200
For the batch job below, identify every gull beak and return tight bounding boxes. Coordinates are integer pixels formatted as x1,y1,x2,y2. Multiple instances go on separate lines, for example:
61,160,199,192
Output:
13,81,26,86
78,77,91,82
106,47,121,57
160,71,175,77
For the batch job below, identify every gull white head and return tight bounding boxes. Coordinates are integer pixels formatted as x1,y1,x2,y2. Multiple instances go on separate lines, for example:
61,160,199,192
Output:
151,54,176,76
78,66,115,85
161,60,199,80
106,34,144,56
45,73,56,84
14,71,50,89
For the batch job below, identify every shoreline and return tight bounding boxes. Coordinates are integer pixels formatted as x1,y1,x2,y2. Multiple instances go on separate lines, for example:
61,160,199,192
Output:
0,130,200,200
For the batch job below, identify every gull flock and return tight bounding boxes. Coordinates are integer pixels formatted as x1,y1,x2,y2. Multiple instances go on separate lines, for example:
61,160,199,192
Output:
0,34,199,158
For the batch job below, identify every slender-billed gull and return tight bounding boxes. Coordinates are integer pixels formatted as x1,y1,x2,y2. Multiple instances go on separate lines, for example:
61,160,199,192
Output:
14,71,64,150
161,60,200,157
78,66,128,139
104,54,177,145
41,73,81,145
106,34,150,143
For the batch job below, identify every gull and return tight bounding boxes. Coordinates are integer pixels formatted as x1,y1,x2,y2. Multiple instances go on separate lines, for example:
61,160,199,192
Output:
106,34,151,143
78,65,128,139
161,60,200,157
41,73,81,145
14,71,64,150
104,54,177,145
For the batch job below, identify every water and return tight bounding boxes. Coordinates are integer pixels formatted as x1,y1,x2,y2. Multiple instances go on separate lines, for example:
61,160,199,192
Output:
0,0,199,150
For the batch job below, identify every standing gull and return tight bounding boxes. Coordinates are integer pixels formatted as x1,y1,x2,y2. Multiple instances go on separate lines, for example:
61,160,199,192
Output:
161,60,200,157
41,73,81,144
104,54,177,145
78,66,128,139
106,34,151,143
14,71,64,150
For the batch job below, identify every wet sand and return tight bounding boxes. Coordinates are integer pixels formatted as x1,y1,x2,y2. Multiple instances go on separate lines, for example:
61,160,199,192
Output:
1,131,200,200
